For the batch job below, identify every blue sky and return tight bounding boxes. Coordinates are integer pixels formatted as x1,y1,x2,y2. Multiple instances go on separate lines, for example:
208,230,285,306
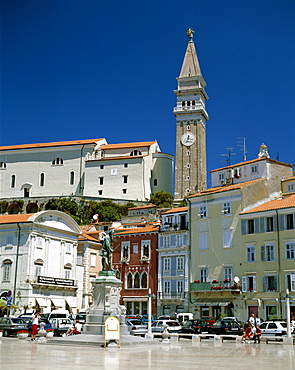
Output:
1,0,295,188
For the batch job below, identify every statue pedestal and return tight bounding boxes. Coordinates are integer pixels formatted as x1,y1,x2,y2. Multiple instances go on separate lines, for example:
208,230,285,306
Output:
82,271,128,335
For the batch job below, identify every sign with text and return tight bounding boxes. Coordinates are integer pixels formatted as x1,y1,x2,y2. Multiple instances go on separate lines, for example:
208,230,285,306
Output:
37,276,74,286
104,316,120,347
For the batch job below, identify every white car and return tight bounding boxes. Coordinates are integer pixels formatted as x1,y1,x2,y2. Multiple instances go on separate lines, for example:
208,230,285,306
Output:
151,320,182,335
259,321,293,336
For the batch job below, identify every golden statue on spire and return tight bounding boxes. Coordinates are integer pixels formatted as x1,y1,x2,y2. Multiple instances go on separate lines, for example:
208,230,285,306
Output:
186,28,195,41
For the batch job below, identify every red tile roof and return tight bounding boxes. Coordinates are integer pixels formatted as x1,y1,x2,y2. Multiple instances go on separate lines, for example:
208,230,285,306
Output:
241,194,295,214
0,138,104,151
115,225,159,236
0,214,34,224
187,179,263,198
128,204,157,211
78,232,102,243
161,206,188,215
86,155,147,162
210,157,293,173
100,141,157,150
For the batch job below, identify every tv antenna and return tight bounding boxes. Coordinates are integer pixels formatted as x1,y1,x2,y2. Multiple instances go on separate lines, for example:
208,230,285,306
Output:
237,137,248,161
220,147,236,167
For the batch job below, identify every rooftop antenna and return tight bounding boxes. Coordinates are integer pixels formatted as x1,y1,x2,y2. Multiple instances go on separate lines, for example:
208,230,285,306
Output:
236,137,248,161
220,147,236,167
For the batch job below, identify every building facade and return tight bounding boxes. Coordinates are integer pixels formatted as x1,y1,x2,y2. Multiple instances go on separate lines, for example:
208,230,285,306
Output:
157,207,189,317
174,31,208,201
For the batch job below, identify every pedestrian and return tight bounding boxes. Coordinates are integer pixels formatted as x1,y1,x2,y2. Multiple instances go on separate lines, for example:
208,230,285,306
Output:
291,316,295,328
255,315,261,326
248,313,255,327
253,325,262,343
31,311,40,341
242,324,252,343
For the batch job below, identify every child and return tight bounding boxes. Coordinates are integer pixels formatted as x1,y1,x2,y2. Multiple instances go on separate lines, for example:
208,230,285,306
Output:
242,324,252,343
253,325,261,343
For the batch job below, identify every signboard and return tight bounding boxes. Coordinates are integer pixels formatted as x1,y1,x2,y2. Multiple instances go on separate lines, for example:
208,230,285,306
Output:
104,316,120,347
37,276,74,286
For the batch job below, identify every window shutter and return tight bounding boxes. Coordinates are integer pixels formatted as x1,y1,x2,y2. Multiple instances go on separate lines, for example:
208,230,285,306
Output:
242,276,247,292
273,215,277,231
271,245,275,261
274,275,278,291
241,220,247,235
279,214,285,230
183,233,188,246
260,217,265,233
253,276,256,291
170,235,176,246
261,245,265,261
254,218,259,233
159,236,163,247
262,276,267,291
291,274,295,291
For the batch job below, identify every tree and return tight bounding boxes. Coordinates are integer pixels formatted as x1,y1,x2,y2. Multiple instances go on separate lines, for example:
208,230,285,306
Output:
149,191,174,208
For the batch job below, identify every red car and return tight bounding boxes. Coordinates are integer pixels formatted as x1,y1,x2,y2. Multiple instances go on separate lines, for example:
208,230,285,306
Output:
201,316,215,325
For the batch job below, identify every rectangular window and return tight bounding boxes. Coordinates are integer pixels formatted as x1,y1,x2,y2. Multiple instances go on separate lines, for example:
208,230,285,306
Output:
200,268,208,282
3,264,11,281
35,265,42,277
66,243,72,254
176,257,184,271
98,190,103,195
263,275,277,291
90,253,96,267
223,229,233,248
242,275,256,292
133,244,138,254
199,206,207,219
164,236,170,248
124,163,128,168
177,280,184,293
219,172,225,181
286,214,294,230
286,274,295,291
286,242,295,260
100,165,104,169
76,254,83,266
176,234,182,247
121,242,130,260
287,183,294,193
123,175,128,183
6,235,13,246
99,177,104,185
251,164,258,174
224,267,233,282
266,217,274,232
199,233,208,250
36,237,43,249
222,202,231,215
246,245,256,262
261,244,275,261
248,219,255,234
64,269,71,280
163,258,171,271
141,240,150,259
122,189,127,194
164,281,171,294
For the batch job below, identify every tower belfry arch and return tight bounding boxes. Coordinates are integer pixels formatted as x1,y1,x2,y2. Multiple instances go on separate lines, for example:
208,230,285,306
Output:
174,29,209,201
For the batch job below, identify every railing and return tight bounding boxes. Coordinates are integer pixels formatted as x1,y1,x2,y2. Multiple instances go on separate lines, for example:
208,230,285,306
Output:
158,292,186,299
190,280,241,292
159,224,188,232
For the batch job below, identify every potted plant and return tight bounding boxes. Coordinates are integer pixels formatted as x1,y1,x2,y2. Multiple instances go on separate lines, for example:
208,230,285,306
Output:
17,330,29,339
46,328,54,339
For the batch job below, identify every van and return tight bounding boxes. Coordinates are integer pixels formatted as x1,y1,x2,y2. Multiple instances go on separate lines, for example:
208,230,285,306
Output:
48,310,70,320
176,313,193,323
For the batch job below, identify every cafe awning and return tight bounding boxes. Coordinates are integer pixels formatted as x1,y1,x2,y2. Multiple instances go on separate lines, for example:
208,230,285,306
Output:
35,297,49,308
50,298,65,308
65,297,77,308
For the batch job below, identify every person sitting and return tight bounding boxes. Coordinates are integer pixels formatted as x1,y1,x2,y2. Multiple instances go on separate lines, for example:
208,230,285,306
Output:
253,325,261,343
65,322,75,336
72,320,82,335
242,324,252,343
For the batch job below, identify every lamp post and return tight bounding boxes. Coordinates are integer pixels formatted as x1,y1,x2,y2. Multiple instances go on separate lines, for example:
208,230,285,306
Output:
286,289,292,338
145,288,155,339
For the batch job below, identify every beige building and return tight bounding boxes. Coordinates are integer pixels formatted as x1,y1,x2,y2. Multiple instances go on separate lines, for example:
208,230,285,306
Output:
187,148,293,321
174,31,208,201
240,194,295,321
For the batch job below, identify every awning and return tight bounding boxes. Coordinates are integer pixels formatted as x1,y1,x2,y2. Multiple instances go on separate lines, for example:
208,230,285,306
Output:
65,297,77,308
36,297,49,308
50,298,65,308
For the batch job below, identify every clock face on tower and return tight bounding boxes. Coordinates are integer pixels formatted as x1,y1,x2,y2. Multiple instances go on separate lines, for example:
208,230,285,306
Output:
181,132,196,146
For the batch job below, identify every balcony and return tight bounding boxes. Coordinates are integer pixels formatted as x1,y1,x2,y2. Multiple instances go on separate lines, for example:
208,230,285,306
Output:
158,292,186,300
190,280,241,292
159,223,188,232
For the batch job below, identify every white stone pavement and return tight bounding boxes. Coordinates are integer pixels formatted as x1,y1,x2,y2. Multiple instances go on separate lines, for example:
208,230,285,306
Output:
0,336,294,370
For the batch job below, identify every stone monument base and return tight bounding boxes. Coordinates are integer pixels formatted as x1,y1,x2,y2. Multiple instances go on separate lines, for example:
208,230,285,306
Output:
83,271,128,336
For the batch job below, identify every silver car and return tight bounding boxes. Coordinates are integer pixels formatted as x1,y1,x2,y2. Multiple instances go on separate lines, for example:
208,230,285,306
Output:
151,320,182,335
0,317,28,336
126,318,148,336
49,318,73,336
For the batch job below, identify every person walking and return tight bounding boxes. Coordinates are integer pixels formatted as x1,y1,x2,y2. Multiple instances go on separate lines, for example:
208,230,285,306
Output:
248,313,256,327
31,311,40,341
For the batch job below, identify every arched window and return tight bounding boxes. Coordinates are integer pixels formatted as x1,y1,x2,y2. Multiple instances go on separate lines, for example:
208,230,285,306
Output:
141,271,148,288
134,272,140,288
153,178,158,187
130,150,142,156
40,173,45,187
127,272,133,288
192,100,195,106
64,263,72,279
70,171,75,185
11,175,16,188
2,259,12,281
52,157,63,165
187,101,190,107
34,259,44,277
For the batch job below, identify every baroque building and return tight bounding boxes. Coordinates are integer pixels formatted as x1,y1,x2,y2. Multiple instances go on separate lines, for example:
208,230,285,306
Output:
174,30,208,201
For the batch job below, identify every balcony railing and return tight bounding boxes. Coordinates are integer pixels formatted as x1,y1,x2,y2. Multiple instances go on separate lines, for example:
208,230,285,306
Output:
160,223,188,232
190,280,240,292
158,292,185,299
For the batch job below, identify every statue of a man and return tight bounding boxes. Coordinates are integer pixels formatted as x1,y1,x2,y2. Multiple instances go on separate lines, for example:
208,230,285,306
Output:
186,28,195,40
99,229,114,271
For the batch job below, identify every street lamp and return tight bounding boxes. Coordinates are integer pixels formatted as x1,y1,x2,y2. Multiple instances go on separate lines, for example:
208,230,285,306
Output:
145,288,156,339
286,289,292,338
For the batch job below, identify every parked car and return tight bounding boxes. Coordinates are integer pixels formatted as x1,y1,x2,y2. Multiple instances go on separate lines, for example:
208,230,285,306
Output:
176,313,194,323
75,313,87,325
201,316,215,325
209,319,243,335
181,319,212,334
126,318,148,337
151,320,182,335
259,321,292,336
0,317,28,336
140,315,156,324
22,318,52,334
49,318,72,336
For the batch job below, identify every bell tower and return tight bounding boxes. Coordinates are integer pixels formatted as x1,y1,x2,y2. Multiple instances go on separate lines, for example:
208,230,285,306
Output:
174,29,209,201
